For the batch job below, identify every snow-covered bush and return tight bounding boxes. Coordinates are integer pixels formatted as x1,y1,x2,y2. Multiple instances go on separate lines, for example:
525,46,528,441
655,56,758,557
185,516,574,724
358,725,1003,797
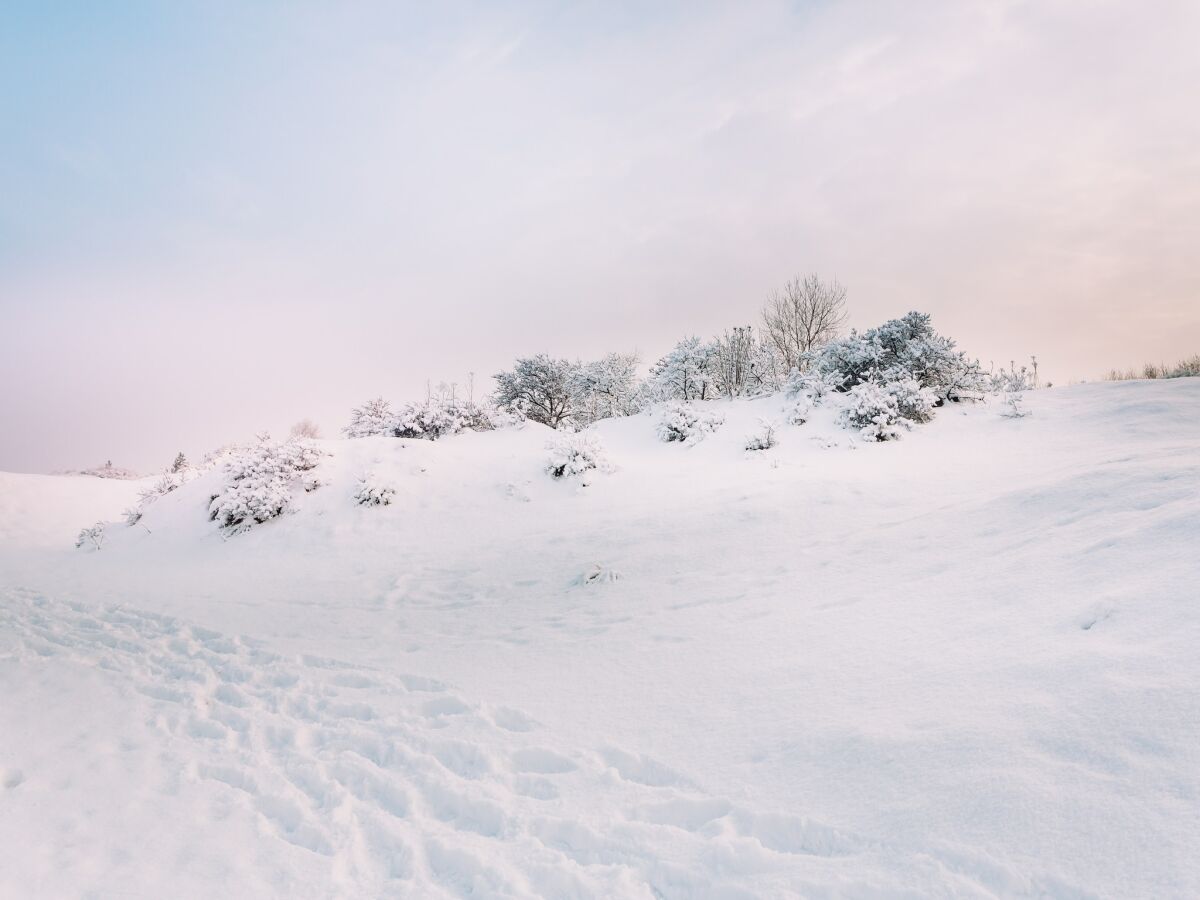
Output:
353,472,397,506
545,431,611,479
393,396,493,440
809,312,986,402
75,522,105,550
120,470,193,530
61,461,141,480
344,397,396,438
785,395,812,426
745,419,778,451
198,443,248,472
208,438,324,532
486,402,527,429
999,393,1030,418
785,368,843,403
990,364,1032,393
138,473,181,506
887,377,938,424
841,383,904,442
1104,354,1200,381
656,402,725,444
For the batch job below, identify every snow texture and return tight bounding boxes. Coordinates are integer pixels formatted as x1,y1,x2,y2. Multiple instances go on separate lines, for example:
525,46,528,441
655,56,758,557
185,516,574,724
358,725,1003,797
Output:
2,379,1200,898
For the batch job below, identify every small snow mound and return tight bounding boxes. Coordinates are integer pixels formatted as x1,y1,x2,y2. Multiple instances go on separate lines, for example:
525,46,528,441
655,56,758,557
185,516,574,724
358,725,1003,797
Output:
575,563,621,586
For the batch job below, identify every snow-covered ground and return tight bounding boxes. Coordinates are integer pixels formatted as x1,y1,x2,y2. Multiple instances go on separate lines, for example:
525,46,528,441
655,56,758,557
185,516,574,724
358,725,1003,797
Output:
2,379,1198,898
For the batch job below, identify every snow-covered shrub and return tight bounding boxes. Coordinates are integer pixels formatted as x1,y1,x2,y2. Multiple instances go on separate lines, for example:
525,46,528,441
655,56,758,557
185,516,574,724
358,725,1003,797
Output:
119,471,189,529
486,402,527,429
785,368,843,403
344,397,396,438
138,472,181,506
656,402,725,444
999,393,1030,418
841,382,918,442
1105,354,1200,381
887,377,938,424
393,396,493,440
353,472,397,506
809,312,986,402
1168,354,1200,378
208,438,324,532
545,431,611,479
62,461,142,479
745,419,778,451
839,377,936,441
990,364,1032,393
75,522,105,550
289,419,321,440
785,395,812,426
198,442,249,472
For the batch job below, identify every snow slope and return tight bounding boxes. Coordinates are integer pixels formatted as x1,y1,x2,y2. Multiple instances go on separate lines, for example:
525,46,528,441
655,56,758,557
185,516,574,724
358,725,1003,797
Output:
2,380,1199,897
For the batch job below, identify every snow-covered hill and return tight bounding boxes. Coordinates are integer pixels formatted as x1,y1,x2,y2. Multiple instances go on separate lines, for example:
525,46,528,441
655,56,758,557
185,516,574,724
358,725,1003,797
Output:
2,380,1199,897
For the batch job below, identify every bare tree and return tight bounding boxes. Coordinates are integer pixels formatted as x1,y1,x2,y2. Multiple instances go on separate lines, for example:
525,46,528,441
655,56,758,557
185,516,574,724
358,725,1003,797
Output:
290,418,322,440
761,274,848,371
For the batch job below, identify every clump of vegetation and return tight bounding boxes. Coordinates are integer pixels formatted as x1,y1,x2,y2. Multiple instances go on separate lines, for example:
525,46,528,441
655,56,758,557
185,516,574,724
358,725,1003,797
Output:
1105,354,1200,381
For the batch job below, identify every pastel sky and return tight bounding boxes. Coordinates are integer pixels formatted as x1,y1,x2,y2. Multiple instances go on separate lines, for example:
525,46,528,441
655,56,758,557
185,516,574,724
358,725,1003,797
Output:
3,0,1198,473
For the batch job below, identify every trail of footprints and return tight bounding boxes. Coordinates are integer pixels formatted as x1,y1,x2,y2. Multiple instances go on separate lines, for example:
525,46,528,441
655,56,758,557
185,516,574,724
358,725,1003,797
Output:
1,589,990,898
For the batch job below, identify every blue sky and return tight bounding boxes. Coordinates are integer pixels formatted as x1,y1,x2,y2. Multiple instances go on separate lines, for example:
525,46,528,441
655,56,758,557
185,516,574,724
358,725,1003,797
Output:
3,1,1199,471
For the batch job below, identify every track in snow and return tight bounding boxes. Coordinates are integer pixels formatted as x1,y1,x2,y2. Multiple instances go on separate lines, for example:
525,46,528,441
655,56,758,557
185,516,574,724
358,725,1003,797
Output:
1,589,1093,898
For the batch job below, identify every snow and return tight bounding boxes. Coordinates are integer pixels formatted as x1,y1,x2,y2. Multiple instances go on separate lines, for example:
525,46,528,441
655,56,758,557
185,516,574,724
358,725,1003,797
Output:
2,379,1199,897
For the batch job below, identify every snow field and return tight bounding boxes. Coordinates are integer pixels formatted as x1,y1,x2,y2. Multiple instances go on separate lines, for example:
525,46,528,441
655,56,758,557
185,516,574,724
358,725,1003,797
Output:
2,378,1199,897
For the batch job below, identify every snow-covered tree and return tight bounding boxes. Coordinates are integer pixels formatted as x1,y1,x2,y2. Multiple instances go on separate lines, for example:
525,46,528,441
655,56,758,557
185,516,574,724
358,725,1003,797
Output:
571,352,643,425
494,355,580,429
708,327,785,398
171,452,189,473
647,337,715,401
343,397,396,438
